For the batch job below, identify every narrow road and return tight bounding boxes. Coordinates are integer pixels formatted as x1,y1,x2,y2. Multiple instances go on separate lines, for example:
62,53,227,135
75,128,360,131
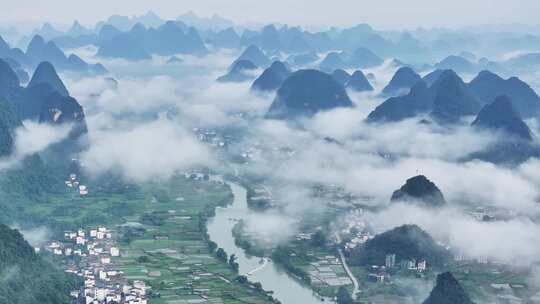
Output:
335,233,359,300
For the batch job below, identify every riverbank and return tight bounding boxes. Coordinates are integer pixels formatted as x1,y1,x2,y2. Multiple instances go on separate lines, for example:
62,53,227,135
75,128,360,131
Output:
207,181,327,304
226,187,357,301
32,174,276,303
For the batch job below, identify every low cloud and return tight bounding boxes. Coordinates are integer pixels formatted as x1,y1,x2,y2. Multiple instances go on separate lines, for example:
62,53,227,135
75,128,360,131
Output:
14,121,73,156
357,203,540,266
81,118,214,182
0,121,72,171
59,49,540,272
15,225,51,247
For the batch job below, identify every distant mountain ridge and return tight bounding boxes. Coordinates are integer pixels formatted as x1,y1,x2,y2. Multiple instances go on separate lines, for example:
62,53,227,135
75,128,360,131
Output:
266,69,353,119
96,21,207,60
469,70,540,118
1,34,105,74
382,67,422,96
331,69,351,86
320,47,383,71
27,61,69,97
466,95,539,165
368,70,482,123
471,95,532,141
430,70,482,123
346,70,373,92
217,60,258,83
251,61,291,92
233,45,271,68
367,80,434,122
0,60,87,151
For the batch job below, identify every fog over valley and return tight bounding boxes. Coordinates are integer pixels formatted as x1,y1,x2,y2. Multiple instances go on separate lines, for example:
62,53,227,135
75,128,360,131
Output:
1,5,540,304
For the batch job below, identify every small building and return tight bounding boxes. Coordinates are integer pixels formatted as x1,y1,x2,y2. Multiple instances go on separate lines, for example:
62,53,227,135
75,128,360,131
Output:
368,273,385,283
417,260,427,272
110,247,120,257
79,185,89,196
99,271,107,280
385,254,396,268
76,236,86,245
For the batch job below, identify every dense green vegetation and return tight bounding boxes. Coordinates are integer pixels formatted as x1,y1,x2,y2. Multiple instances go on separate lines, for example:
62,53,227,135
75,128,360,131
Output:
272,246,312,284
7,172,276,303
337,286,354,304
0,224,77,304
348,224,451,267
423,272,474,304
0,98,60,224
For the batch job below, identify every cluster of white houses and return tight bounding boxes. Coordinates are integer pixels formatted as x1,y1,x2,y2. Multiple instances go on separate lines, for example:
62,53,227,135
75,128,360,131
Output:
42,226,148,304
341,210,375,251
365,254,428,284
193,128,226,148
65,173,89,196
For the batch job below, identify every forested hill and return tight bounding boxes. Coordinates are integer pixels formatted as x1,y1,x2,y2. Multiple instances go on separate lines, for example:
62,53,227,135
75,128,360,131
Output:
0,98,59,223
0,224,76,304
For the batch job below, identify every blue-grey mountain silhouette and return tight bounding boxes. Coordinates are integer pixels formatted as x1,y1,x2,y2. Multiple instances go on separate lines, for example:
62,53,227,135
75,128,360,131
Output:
234,45,270,68
27,61,69,97
367,81,434,122
382,67,422,96
266,69,353,119
67,20,93,37
435,55,476,74
469,70,540,118
25,35,105,73
422,69,446,87
287,52,319,66
217,60,258,83
369,70,480,123
346,70,373,92
471,95,532,141
0,59,20,100
348,47,383,68
430,70,481,123
320,52,348,71
260,25,283,51
331,69,351,86
251,61,291,92
98,24,122,43
211,27,240,49
286,35,311,53
97,21,207,60
97,33,151,60
0,36,10,57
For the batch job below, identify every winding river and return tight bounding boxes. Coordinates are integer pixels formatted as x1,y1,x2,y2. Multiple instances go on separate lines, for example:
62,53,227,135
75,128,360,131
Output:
207,181,325,304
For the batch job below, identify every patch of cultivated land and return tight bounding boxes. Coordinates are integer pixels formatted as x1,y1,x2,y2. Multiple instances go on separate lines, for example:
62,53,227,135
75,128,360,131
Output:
24,175,274,304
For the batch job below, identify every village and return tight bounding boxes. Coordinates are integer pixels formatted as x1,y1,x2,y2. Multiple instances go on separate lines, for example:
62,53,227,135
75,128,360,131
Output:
65,173,89,196
40,225,149,304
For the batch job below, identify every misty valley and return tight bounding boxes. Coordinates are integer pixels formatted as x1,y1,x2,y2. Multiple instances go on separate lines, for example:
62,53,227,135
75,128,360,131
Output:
2,7,540,304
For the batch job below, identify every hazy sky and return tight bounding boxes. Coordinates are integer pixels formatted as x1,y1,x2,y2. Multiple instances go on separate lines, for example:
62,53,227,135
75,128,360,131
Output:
3,0,540,30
